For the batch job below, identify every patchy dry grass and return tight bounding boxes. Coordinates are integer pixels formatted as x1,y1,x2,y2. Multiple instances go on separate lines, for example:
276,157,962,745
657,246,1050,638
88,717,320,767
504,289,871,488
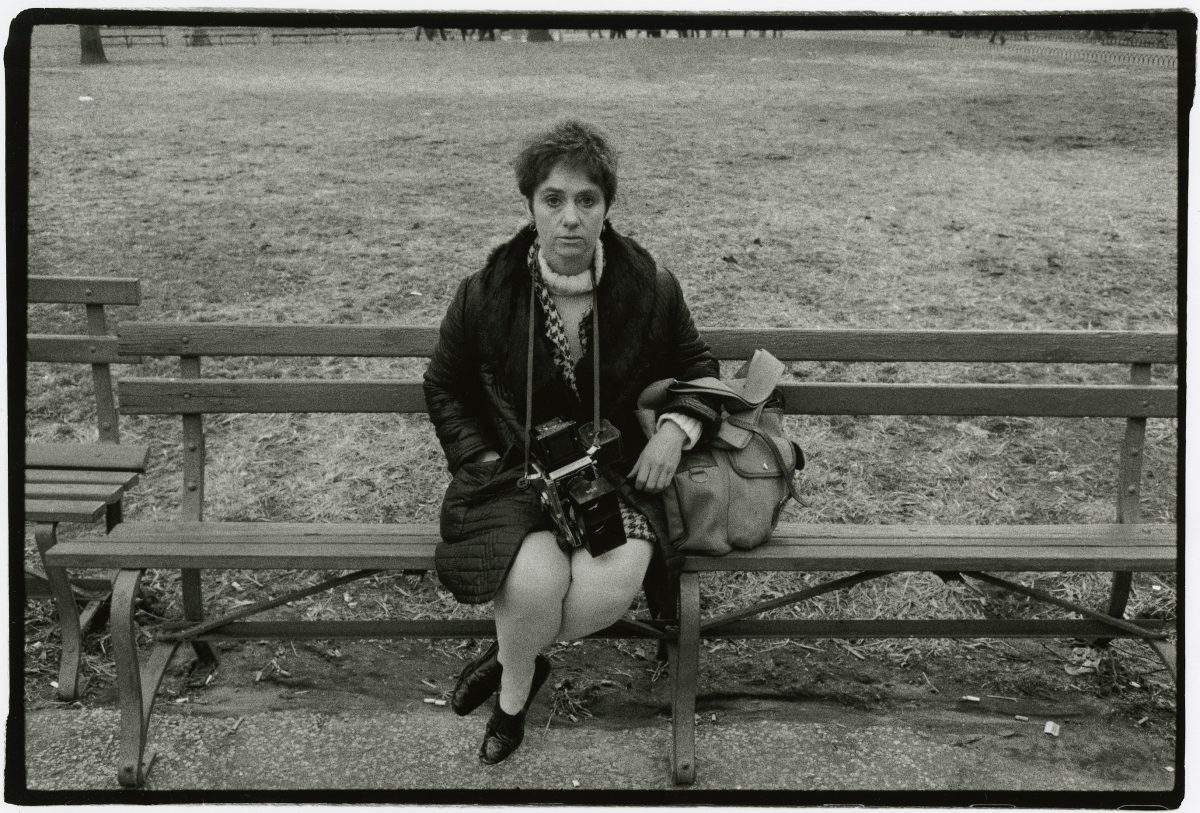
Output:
23,30,1177,702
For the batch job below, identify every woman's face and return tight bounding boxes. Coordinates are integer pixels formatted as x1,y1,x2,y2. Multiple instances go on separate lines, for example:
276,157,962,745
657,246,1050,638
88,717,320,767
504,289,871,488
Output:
528,162,608,276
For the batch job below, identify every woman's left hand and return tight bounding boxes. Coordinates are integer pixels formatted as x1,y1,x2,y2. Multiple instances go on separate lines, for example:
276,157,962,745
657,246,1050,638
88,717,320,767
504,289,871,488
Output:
629,421,686,493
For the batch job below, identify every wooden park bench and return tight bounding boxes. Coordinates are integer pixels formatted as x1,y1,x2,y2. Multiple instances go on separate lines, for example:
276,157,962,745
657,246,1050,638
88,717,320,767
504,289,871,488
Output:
183,29,262,46
100,27,168,48
335,29,412,42
1098,29,1174,48
25,276,149,700
44,323,1176,787
270,29,341,45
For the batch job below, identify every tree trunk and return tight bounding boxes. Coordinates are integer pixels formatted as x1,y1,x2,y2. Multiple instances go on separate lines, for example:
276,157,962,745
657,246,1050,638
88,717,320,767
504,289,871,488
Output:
526,28,553,42
79,25,107,65
189,27,213,46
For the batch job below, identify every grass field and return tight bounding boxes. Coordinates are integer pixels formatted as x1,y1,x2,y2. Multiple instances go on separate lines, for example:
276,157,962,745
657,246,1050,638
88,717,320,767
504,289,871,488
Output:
22,29,1178,709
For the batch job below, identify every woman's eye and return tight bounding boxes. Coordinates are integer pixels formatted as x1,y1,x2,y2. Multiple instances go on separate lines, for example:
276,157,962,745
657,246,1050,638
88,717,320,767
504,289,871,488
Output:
544,195,562,206
578,195,597,207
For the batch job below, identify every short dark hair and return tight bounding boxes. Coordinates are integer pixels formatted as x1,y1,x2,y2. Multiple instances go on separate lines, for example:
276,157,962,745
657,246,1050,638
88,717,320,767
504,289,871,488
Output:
513,119,618,209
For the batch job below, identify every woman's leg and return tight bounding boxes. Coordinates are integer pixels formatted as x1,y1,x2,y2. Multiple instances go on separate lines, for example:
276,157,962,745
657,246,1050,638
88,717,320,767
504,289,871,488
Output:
556,538,654,640
493,531,570,714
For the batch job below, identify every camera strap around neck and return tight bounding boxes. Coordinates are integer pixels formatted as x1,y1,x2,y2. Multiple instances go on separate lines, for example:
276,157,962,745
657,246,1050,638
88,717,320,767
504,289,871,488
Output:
523,255,603,478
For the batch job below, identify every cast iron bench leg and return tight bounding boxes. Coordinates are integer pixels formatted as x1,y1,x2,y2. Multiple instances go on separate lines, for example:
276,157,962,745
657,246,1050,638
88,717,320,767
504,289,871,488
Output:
112,568,182,787
671,571,699,785
33,522,85,701
113,569,148,786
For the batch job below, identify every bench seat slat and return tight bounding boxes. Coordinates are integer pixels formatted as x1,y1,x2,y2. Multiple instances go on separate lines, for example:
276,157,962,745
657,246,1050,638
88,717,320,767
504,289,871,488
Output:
26,443,151,472
104,521,437,539
116,379,1177,418
95,520,1173,547
47,543,437,570
46,522,1174,571
25,483,125,503
47,543,1170,571
26,470,140,488
765,522,1174,544
25,499,107,523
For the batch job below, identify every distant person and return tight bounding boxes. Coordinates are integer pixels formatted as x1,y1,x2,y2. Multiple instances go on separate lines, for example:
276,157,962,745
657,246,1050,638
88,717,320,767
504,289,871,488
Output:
424,120,720,765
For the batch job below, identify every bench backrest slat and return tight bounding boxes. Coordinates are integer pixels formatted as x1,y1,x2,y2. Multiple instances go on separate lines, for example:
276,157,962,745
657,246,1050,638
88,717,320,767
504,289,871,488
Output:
27,335,142,365
28,276,141,306
117,323,1178,364
116,378,1177,419
119,323,441,357
702,328,1178,364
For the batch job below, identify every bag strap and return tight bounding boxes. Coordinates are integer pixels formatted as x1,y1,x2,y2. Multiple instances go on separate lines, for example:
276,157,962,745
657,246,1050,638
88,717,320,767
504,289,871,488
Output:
524,256,604,477
588,257,601,446
524,271,536,477
743,421,803,521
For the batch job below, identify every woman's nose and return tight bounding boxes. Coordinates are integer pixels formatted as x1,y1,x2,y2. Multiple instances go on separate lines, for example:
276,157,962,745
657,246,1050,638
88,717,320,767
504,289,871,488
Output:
561,202,580,225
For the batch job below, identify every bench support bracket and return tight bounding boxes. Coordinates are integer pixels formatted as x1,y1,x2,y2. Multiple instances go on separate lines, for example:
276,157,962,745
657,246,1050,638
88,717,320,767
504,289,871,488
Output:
700,570,892,634
959,571,1167,640
158,569,382,642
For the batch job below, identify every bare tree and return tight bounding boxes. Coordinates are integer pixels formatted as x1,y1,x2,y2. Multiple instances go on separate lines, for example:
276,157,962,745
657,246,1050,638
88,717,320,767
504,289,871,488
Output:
79,25,107,64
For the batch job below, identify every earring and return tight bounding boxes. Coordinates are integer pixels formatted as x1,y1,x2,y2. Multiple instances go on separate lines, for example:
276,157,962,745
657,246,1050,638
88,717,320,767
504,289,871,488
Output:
528,221,537,234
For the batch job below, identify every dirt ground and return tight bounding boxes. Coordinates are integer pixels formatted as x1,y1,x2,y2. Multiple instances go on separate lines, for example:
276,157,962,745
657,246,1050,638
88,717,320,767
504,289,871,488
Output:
25,628,1175,793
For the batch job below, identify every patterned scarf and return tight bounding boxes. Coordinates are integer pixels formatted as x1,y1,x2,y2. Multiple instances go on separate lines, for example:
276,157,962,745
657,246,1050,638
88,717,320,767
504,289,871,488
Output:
527,240,595,399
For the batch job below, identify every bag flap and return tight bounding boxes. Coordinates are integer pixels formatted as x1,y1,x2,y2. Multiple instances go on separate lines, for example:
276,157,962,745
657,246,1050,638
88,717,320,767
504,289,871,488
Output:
729,349,787,406
637,351,787,416
727,433,796,478
714,417,754,450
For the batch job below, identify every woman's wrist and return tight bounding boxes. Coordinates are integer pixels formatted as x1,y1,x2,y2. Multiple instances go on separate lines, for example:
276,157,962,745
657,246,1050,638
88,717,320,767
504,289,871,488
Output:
654,420,687,445
470,449,501,463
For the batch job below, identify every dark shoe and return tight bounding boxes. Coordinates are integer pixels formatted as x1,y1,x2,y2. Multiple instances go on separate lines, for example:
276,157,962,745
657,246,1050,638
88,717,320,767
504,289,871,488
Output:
451,641,501,716
478,655,551,765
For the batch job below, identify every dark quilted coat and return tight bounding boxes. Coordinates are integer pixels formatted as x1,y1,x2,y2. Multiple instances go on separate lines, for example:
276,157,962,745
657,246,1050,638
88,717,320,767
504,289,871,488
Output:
423,222,721,609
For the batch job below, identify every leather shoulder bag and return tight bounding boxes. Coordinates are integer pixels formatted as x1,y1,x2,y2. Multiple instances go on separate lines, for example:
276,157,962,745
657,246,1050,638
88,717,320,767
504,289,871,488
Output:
636,349,804,556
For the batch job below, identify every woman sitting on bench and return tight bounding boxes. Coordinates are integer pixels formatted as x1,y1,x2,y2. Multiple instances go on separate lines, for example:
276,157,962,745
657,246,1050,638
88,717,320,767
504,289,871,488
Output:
423,119,721,765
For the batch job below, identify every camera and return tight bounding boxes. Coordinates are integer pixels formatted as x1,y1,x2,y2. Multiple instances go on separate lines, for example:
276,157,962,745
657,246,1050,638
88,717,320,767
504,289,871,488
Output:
526,417,626,557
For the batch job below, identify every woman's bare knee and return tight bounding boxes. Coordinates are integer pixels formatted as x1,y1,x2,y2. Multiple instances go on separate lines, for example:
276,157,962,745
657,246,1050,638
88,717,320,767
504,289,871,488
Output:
496,531,570,608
